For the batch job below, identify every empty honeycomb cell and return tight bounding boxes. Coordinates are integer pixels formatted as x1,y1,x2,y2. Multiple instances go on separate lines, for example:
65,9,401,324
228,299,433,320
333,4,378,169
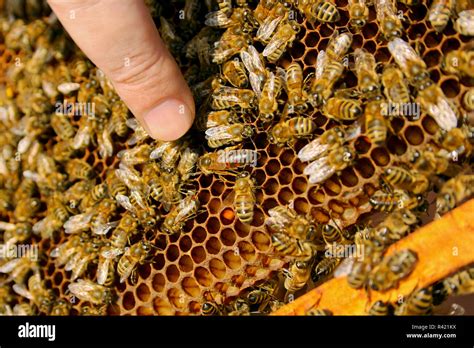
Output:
206,216,221,234
206,198,220,215
220,228,237,246
354,136,371,154
278,168,293,185
408,23,428,41
153,253,166,271
303,49,318,66
424,31,443,48
354,157,375,179
304,31,319,47
441,79,460,98
251,231,271,252
370,147,390,166
363,40,376,53
340,167,359,187
191,246,207,264
387,135,408,155
153,298,174,315
442,38,460,54
194,267,213,287
251,208,265,227
138,263,152,279
136,283,151,302
167,288,187,310
123,291,136,311
374,47,390,63
137,306,154,316
53,272,62,286
223,250,242,270
199,175,213,189
237,241,256,262
290,41,306,59
192,226,207,244
314,113,328,127
421,115,439,135
211,181,226,196
178,235,192,253
197,190,211,205
265,159,281,176
268,144,282,157
280,149,294,166
254,169,267,186
264,178,278,195
352,34,363,49
323,178,342,196
292,176,307,194
166,244,180,262
182,277,201,297
405,125,425,146
220,208,235,225
294,197,309,215
424,49,441,68
155,235,168,250
293,158,306,175
277,187,294,205
390,118,405,134
165,264,180,283
363,23,378,40
318,26,333,39
205,237,221,255
311,207,330,224
234,219,251,238
178,255,194,273
209,258,227,280
308,187,326,205
256,151,268,167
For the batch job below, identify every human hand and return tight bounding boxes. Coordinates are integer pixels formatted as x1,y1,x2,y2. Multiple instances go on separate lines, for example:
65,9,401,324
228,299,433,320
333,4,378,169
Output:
47,0,195,141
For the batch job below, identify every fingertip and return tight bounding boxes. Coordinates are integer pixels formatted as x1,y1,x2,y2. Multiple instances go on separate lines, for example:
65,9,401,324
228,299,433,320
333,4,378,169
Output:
142,98,195,141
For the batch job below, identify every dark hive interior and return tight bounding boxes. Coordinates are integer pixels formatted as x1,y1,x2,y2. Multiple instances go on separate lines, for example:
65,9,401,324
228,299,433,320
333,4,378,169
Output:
0,0,473,316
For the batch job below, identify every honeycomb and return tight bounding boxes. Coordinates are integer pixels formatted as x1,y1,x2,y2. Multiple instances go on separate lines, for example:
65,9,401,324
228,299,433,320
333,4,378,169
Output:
0,0,473,316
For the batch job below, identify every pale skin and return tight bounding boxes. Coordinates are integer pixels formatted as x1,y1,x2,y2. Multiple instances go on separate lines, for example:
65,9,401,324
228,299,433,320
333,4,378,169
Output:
47,0,195,141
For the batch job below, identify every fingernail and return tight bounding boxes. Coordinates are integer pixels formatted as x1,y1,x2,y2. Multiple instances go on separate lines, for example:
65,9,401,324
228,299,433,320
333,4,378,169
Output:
142,99,194,141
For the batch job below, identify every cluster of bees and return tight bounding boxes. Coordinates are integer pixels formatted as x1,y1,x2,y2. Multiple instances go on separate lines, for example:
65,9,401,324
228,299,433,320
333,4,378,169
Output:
0,0,473,316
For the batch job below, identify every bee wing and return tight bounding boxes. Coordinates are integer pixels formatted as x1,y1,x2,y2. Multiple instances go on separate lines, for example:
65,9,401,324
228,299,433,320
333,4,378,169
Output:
266,208,293,231
249,72,263,98
116,194,136,213
0,221,16,230
125,117,139,131
32,216,49,235
298,139,330,162
101,247,124,259
264,72,276,100
127,127,148,146
388,38,425,70
130,189,148,210
0,258,21,273
205,10,232,27
57,82,80,95
344,120,363,141
256,16,283,42
175,198,198,221
65,252,82,272
304,156,336,184
98,128,114,159
92,220,119,236
205,125,234,140
315,50,327,80
119,261,136,283
212,86,242,102
71,254,93,281
12,284,33,300
22,170,41,182
63,213,93,234
456,10,474,35
115,165,141,190
72,124,91,150
97,257,111,285
263,35,285,58
419,92,457,131
149,141,170,160
68,280,98,302
334,257,355,278
17,135,33,154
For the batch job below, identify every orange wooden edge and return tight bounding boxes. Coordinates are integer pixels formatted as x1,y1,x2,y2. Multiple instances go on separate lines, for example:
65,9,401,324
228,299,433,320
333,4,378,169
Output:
272,199,474,315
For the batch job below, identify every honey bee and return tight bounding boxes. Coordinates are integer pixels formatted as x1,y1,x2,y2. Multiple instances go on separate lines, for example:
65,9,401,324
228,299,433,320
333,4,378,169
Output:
434,125,473,158
125,118,149,146
105,170,128,199
222,59,248,88
375,209,419,244
370,189,424,212
0,189,13,214
306,308,333,315
269,114,316,147
68,279,114,305
436,174,474,214
11,303,36,316
348,0,369,29
428,0,455,33
438,267,474,297
33,197,69,239
258,71,284,122
419,84,458,132
150,141,182,173
101,212,139,258
79,182,107,212
80,304,108,316
0,253,39,285
66,159,95,181
375,0,404,40
286,62,308,112
309,50,345,106
247,286,274,310
395,287,433,315
388,38,431,89
117,240,154,284
231,171,256,224
313,257,342,280
326,31,353,62
212,33,251,64
463,88,474,111
72,116,94,150
368,300,392,316
204,110,239,130
66,236,103,281
50,233,85,267
52,140,76,162
442,45,474,79
162,191,200,235
296,0,340,24
323,96,364,121
283,260,312,293
177,147,199,182
50,299,71,316
355,48,381,100
240,45,267,98
271,233,318,261
211,85,256,110
364,99,388,147
454,9,474,36
369,249,418,291
381,64,411,105
262,20,300,63
110,101,129,138
63,180,93,213
97,254,116,287
205,123,254,148
90,198,118,236
13,197,41,222
157,171,183,210
228,298,251,316
382,166,429,194
197,146,250,177
116,193,158,231
407,147,450,175
254,0,289,24
13,273,55,314
256,14,286,45
50,113,75,141
201,301,224,316
266,205,317,240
